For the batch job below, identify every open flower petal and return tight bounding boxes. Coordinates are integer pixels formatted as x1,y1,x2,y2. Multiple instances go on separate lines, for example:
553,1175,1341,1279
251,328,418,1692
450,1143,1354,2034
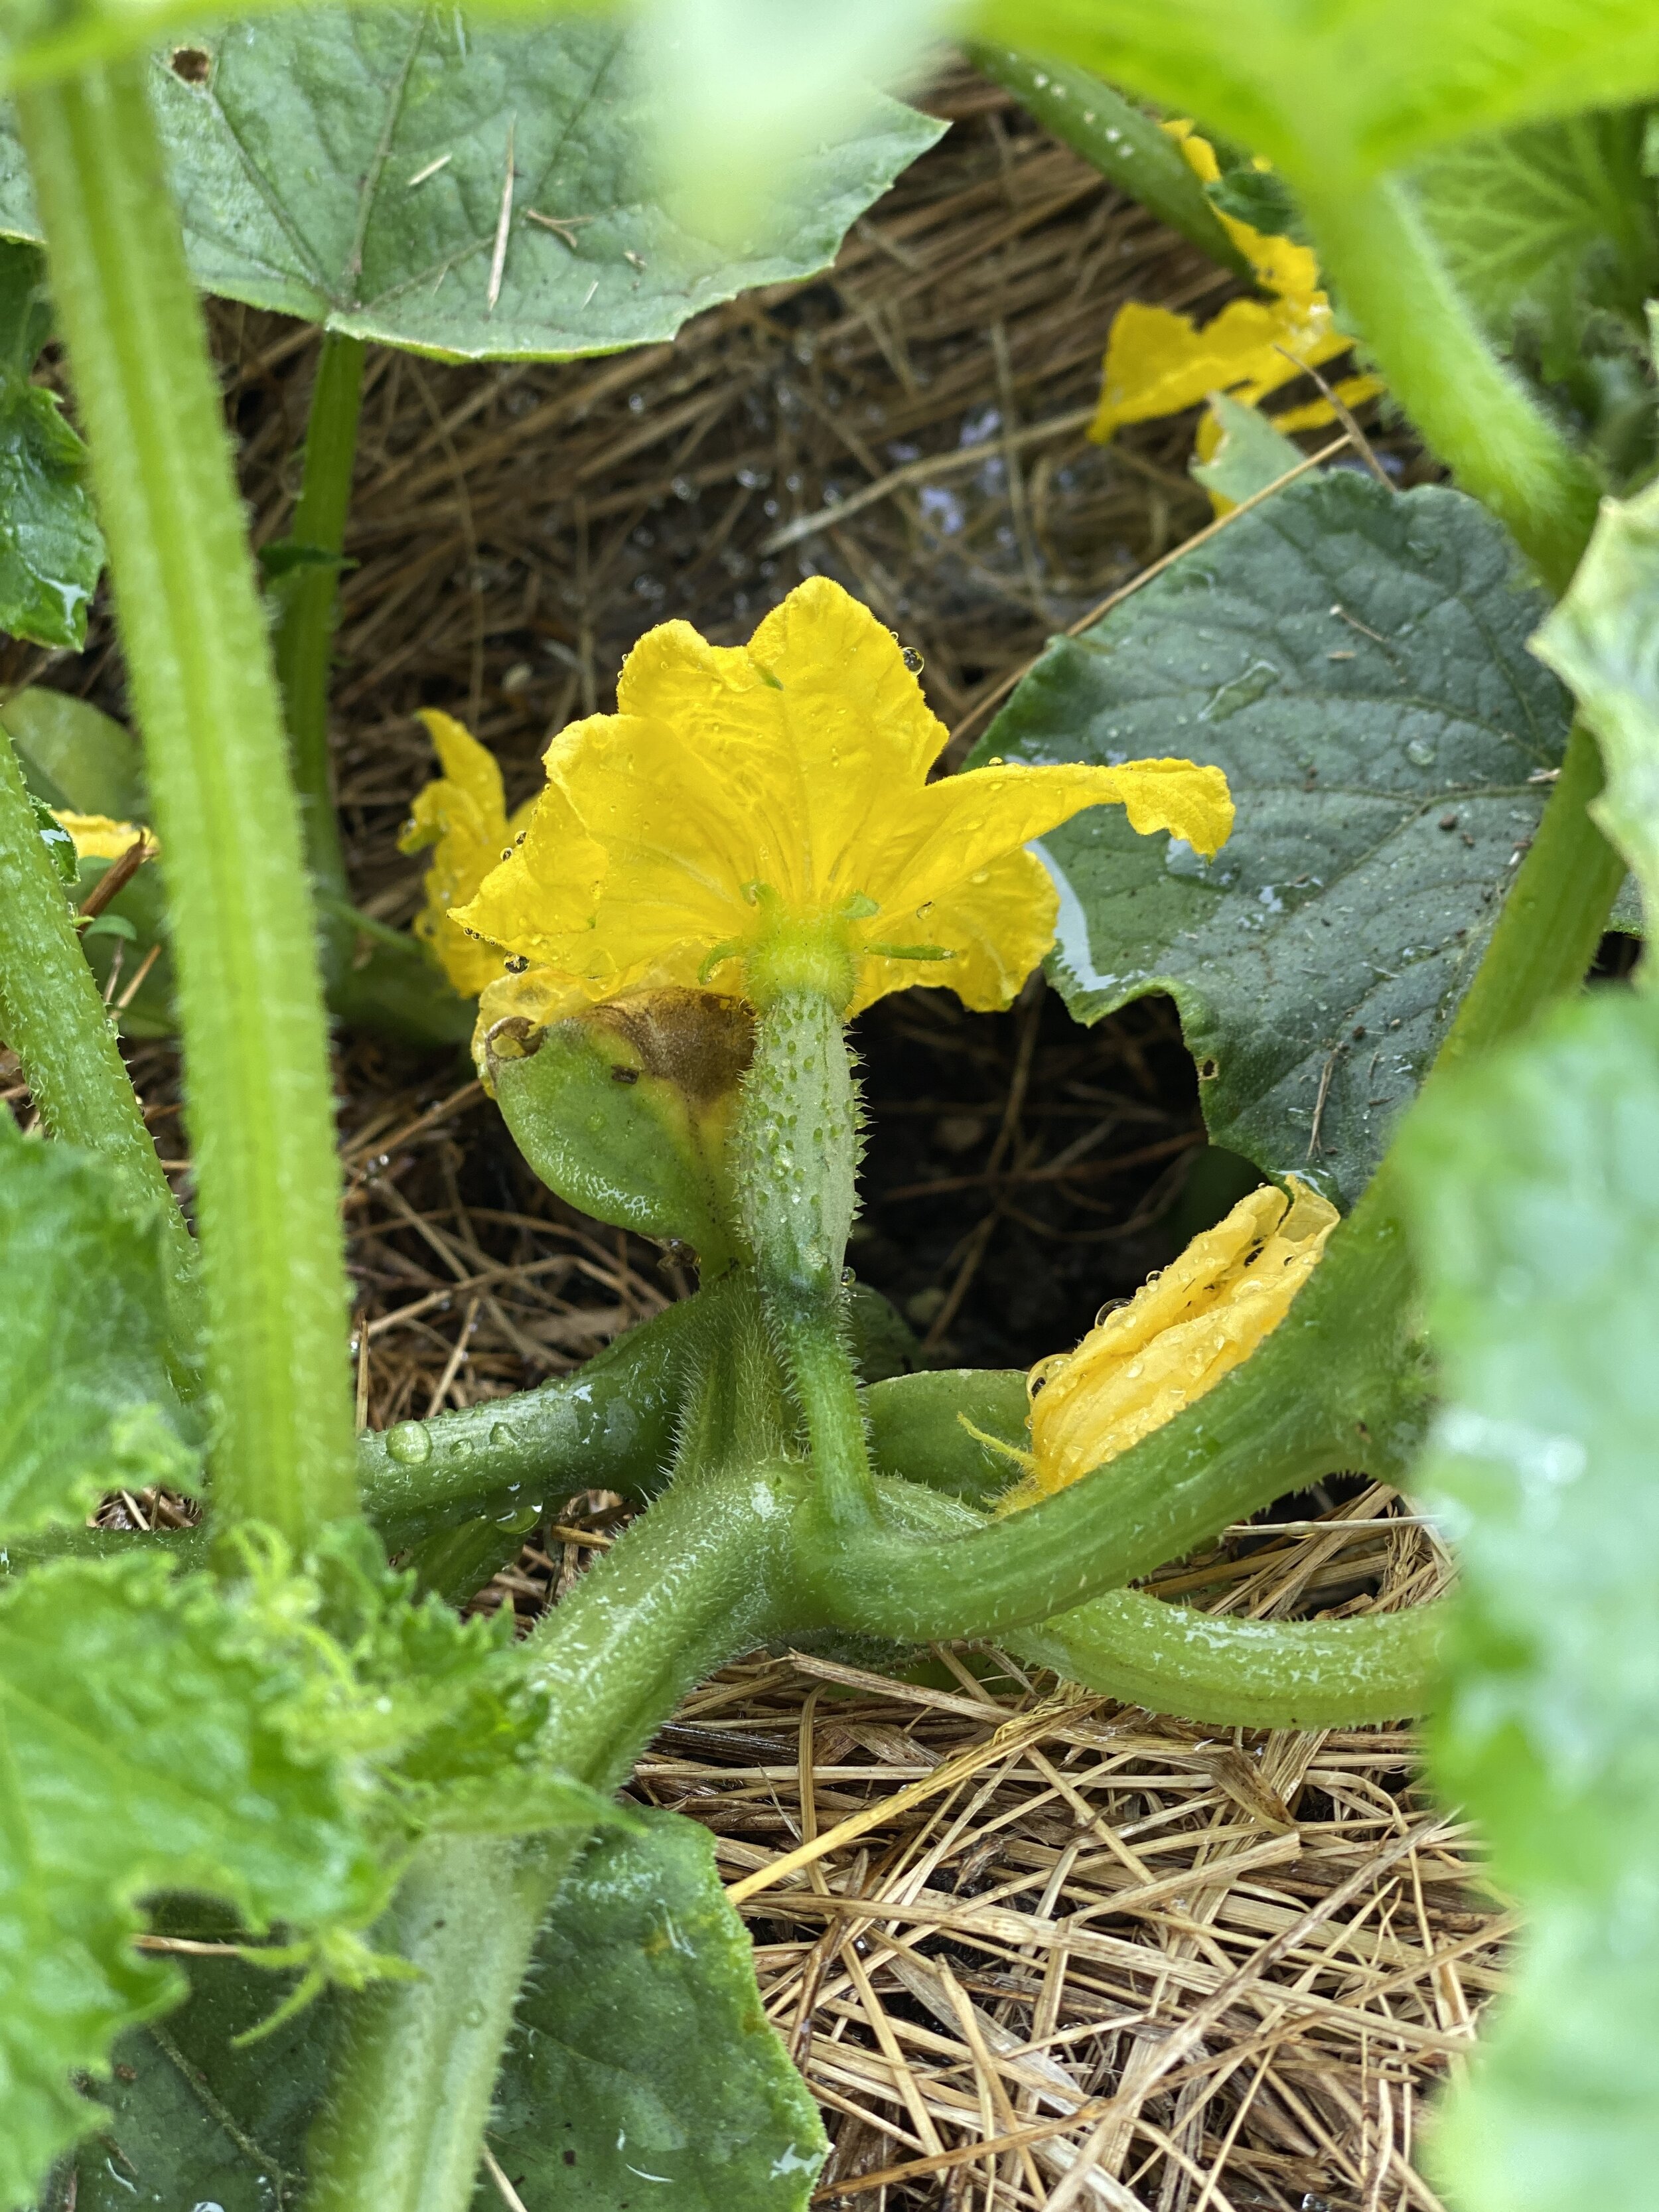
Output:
849,848,1058,1017
452,578,1232,1026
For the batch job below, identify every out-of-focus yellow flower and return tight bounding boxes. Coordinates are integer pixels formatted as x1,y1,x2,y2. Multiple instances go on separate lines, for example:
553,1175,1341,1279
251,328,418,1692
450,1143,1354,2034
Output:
999,1179,1338,1511
398,710,537,998
457,578,1233,1041
1090,124,1380,479
52,810,148,861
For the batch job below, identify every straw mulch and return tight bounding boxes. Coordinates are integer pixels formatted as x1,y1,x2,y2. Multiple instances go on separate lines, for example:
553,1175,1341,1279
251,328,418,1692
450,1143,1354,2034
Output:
33,54,1494,2211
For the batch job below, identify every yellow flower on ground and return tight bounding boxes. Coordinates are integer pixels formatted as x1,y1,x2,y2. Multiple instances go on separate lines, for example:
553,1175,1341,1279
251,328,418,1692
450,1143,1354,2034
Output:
52,810,148,861
454,578,1233,1046
1090,124,1381,475
398,709,537,998
999,1179,1338,1512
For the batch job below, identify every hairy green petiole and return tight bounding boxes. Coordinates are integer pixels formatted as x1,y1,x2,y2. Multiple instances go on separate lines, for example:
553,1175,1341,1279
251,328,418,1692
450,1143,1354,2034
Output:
17,62,357,1543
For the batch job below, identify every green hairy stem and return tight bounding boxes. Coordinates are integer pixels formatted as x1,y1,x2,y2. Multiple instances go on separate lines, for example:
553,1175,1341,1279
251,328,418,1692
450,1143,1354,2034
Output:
15,62,357,1542
1015,1589,1447,1730
875,1479,1447,1726
356,1292,707,1535
733,987,875,1523
802,1196,1419,1640
1435,721,1624,1070
271,330,365,981
0,725,192,1300
306,1460,808,2212
1305,170,1601,597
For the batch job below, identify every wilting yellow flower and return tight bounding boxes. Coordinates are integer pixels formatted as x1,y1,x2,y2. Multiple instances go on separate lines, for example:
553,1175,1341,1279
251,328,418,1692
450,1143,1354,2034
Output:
398,710,536,998
1090,125,1379,460
999,1179,1338,1511
52,810,147,861
456,579,1232,1045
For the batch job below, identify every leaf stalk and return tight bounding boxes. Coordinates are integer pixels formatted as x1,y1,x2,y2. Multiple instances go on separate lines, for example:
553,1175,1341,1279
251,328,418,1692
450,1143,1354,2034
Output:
15,60,357,1543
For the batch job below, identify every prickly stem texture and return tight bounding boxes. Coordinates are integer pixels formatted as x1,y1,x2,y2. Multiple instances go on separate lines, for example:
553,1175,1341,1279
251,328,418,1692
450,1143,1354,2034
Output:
731,989,860,1312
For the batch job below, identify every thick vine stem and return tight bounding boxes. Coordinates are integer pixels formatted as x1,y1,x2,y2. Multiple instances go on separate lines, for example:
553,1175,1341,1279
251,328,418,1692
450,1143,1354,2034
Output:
0,725,194,1307
1305,170,1600,597
304,1461,808,2212
802,1195,1422,1641
1015,1587,1447,1728
877,1473,1445,1724
1435,721,1624,1072
271,331,365,985
16,63,357,1541
356,1290,708,1537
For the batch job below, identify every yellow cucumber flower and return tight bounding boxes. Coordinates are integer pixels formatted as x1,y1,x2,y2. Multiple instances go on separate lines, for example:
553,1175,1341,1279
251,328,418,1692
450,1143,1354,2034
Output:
1090,124,1379,466
454,578,1232,1043
398,709,537,999
52,809,148,860
999,1178,1338,1512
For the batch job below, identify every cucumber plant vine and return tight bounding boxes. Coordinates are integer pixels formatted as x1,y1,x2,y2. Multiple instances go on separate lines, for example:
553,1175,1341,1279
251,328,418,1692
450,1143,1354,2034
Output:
0,5,1656,2212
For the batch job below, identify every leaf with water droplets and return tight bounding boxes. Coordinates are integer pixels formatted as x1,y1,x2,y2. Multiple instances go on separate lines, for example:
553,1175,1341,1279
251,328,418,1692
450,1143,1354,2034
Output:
0,13,943,362
974,473,1571,1206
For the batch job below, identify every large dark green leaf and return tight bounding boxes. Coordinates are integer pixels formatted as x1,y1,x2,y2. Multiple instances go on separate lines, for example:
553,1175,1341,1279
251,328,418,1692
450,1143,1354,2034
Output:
69,1930,326,2211
8,0,1659,201
482,1811,826,2208
67,1808,826,2212
1402,986,1659,2212
0,1116,198,1530
0,238,102,648
974,473,1571,1204
0,11,943,360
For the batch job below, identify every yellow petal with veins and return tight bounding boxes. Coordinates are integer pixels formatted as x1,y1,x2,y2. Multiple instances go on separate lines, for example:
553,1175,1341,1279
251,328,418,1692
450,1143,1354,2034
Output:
1003,1179,1339,1511
453,577,1233,1027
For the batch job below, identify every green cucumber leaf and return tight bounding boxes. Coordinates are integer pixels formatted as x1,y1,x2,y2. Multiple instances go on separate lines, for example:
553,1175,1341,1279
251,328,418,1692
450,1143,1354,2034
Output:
1411,108,1659,381
5,1528,632,2202
70,1809,826,2212
1,683,143,819
0,1552,386,2207
1533,473,1659,927
0,11,943,361
0,1118,198,1532
479,1808,827,2209
8,0,1659,205
71,1934,326,2212
0,238,102,650
1401,985,1659,2212
974,472,1571,1205
992,0,1659,184
249,1522,638,1848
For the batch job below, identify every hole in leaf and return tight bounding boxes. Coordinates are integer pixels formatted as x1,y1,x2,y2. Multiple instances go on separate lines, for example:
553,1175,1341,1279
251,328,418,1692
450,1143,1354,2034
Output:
169,45,212,83
1198,1057,1219,1082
